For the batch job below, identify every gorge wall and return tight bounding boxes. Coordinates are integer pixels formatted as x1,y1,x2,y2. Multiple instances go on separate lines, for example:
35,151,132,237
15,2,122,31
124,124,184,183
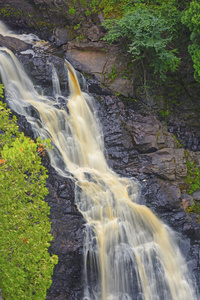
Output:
0,1,200,299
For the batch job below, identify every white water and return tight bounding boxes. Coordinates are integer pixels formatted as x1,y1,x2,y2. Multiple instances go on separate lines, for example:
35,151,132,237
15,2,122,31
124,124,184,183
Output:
0,23,198,300
0,20,40,44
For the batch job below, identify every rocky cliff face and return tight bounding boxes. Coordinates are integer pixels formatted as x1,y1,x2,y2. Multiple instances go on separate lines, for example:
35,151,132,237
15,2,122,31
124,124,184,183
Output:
0,3,200,298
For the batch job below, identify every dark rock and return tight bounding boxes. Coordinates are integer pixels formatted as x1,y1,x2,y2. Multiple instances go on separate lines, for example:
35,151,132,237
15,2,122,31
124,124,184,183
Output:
145,148,187,181
0,34,30,52
44,170,85,300
18,52,67,88
144,178,181,210
192,189,200,201
179,237,191,258
126,114,177,153
53,28,75,47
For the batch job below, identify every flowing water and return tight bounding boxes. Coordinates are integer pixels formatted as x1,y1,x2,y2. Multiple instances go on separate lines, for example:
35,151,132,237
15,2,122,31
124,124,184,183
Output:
0,24,198,300
0,20,40,44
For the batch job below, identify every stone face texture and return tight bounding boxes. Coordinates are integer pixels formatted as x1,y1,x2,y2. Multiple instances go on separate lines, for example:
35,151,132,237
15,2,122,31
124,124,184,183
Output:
45,170,85,300
126,114,177,152
146,148,187,181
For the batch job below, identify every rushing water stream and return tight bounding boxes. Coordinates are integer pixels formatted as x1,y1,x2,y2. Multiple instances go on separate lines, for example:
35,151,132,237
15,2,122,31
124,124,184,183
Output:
0,22,199,300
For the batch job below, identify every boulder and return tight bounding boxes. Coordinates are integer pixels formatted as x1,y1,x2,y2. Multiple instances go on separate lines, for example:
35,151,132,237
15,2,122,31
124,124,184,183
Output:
126,114,177,153
145,148,187,181
156,179,181,209
53,28,75,47
0,34,29,52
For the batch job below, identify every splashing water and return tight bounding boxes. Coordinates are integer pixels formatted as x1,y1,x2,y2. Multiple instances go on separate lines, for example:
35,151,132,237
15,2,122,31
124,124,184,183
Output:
0,45,198,300
0,20,40,44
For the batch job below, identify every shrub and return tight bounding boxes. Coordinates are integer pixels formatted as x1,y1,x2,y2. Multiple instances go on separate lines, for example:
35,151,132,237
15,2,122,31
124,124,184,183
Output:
103,8,180,80
0,96,58,300
182,0,200,82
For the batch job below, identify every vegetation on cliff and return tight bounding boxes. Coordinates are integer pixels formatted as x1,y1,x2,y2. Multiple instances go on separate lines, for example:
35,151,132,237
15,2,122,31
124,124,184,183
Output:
65,0,200,83
102,0,191,80
182,0,200,82
0,84,58,300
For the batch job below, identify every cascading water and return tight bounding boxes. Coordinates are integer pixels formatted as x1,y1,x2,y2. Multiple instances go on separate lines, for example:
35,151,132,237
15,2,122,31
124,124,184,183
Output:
0,20,40,44
0,28,198,300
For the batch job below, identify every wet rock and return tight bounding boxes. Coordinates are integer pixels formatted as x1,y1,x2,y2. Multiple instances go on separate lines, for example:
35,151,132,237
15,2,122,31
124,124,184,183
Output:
125,114,177,153
43,169,85,300
178,237,191,258
18,52,67,88
53,28,75,47
145,178,181,210
168,115,200,152
0,34,30,52
145,148,187,181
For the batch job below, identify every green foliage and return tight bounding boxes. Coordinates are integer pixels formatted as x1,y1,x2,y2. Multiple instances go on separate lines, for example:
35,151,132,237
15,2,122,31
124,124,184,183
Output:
158,109,170,118
0,83,4,98
188,42,200,82
67,0,200,83
185,157,200,195
108,64,118,81
182,1,200,82
74,23,80,30
68,0,129,19
69,6,76,15
98,0,130,18
103,8,180,80
172,134,182,148
0,100,58,300
182,1,200,33
183,152,200,221
0,5,28,19
85,9,91,16
187,201,200,222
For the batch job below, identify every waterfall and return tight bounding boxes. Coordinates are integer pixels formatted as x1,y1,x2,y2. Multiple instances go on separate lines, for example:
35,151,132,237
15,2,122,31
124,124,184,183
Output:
0,20,40,44
0,45,198,299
